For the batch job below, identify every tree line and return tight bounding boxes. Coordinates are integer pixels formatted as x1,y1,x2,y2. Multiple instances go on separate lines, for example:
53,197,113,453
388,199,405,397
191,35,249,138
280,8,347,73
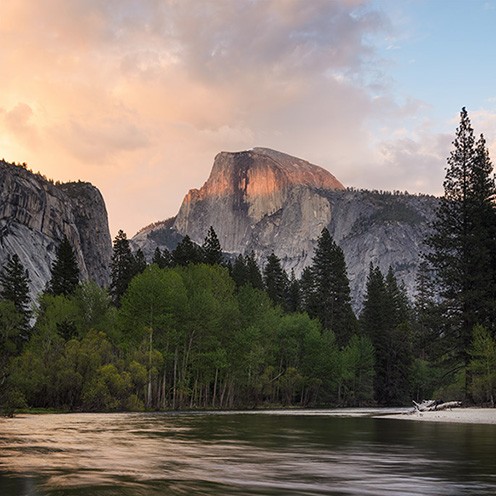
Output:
1,108,495,413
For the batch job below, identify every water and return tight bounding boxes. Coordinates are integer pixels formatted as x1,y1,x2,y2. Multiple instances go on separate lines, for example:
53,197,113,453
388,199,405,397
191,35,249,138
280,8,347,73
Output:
1,410,495,495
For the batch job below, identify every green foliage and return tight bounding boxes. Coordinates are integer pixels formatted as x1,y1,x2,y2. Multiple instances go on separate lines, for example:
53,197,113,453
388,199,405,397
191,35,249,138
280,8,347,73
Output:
469,325,496,406
202,226,223,265
110,230,136,306
302,228,356,347
152,247,172,268
47,236,80,297
231,252,264,290
425,108,496,397
263,253,288,308
339,334,375,406
172,235,203,266
360,265,413,405
133,248,148,274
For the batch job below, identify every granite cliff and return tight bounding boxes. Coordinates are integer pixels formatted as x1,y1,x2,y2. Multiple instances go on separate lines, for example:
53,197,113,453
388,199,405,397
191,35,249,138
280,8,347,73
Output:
0,160,112,297
133,148,438,308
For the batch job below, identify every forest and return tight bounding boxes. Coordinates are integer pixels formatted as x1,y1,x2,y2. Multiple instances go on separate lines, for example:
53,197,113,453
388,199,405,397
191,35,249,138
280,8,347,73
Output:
0,108,495,414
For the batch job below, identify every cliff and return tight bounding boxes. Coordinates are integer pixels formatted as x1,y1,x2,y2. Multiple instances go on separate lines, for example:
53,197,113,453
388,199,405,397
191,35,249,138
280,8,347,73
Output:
0,161,112,297
132,148,438,308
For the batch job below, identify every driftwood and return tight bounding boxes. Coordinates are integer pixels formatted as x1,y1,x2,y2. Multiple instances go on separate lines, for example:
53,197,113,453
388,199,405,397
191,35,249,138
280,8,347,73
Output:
413,399,462,412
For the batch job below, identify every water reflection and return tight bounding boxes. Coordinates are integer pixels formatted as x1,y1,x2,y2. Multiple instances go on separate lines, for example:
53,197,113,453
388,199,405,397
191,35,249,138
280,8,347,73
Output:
0,410,495,495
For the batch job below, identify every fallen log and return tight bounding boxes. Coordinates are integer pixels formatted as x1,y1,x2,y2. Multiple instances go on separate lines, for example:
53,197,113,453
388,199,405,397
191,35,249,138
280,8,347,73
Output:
413,399,462,412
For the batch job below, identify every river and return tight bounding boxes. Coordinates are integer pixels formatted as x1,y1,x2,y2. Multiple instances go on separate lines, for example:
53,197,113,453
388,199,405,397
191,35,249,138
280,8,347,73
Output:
1,409,495,495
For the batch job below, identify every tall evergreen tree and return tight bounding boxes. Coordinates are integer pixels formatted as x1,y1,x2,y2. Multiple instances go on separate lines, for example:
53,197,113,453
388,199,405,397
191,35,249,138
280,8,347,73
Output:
360,265,412,405
152,247,172,268
0,254,31,334
263,253,288,307
48,236,79,297
202,226,223,265
110,230,136,306
303,228,356,347
231,254,248,288
412,261,441,360
133,248,148,274
425,108,496,396
172,235,203,266
245,251,264,290
285,269,301,313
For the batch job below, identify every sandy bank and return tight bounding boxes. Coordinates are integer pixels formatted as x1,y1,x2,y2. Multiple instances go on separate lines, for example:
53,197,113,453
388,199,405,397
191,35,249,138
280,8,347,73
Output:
382,407,496,425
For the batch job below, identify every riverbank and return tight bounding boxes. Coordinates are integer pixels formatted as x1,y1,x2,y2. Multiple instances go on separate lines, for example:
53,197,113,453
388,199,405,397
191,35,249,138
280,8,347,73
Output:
381,407,496,424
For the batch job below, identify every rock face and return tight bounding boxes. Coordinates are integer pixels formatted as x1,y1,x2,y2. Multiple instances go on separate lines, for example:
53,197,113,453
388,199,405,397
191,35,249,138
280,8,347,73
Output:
132,148,438,309
0,161,112,298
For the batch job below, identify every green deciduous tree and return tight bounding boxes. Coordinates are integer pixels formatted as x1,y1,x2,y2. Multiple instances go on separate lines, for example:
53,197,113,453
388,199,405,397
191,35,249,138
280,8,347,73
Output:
469,325,496,406
339,334,375,406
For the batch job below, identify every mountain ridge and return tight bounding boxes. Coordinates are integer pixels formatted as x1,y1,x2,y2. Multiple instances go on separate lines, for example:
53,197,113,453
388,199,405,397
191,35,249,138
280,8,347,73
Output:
132,148,438,308
0,160,112,297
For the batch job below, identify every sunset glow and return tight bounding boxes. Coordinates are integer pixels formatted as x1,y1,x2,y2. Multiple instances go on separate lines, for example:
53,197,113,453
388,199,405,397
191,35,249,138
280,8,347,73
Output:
1,0,496,236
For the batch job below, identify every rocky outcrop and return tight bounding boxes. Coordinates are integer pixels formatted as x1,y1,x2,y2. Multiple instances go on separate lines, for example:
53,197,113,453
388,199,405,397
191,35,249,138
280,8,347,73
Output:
132,148,438,309
0,161,112,298
173,147,344,252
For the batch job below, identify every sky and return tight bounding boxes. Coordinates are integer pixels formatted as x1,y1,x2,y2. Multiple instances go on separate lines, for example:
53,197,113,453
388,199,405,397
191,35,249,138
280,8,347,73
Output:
1,0,496,237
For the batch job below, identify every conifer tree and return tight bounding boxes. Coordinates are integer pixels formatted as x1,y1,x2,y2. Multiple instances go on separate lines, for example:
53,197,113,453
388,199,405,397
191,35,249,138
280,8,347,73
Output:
152,247,172,268
285,269,301,313
263,253,288,307
48,236,79,297
133,248,147,274
0,254,31,333
172,235,203,266
360,265,412,405
299,266,315,314
412,261,441,360
202,226,223,265
303,228,356,347
110,230,136,306
245,251,264,290
425,108,496,396
231,254,248,288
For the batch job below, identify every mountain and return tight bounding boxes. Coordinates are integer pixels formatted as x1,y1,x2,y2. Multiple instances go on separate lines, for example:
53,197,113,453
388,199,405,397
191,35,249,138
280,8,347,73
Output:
0,160,112,297
133,147,438,308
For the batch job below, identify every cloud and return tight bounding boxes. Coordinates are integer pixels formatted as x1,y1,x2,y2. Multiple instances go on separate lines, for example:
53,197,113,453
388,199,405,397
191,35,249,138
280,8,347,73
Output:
3,103,39,147
0,0,456,236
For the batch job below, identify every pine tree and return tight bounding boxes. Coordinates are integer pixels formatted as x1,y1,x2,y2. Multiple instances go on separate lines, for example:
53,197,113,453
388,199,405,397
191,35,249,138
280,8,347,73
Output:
425,108,496,396
245,251,264,290
172,235,203,266
412,261,441,360
231,254,248,288
299,266,315,314
285,269,301,313
133,249,147,274
48,236,79,297
360,265,413,405
304,228,356,347
152,247,172,268
263,253,288,307
202,226,223,265
110,230,136,306
0,254,31,334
